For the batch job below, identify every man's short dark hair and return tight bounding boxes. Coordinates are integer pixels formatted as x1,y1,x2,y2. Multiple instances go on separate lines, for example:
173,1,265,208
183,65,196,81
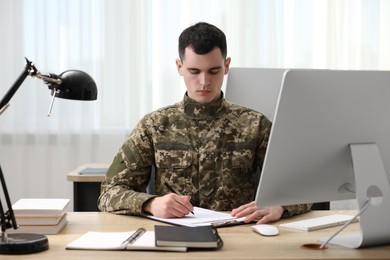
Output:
178,22,227,61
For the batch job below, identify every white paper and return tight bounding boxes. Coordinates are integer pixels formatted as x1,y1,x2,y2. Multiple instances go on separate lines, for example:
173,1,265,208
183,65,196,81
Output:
144,206,244,227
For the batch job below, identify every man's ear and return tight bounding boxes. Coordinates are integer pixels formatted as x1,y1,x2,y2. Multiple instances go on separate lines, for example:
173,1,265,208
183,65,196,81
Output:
224,57,231,75
176,58,183,76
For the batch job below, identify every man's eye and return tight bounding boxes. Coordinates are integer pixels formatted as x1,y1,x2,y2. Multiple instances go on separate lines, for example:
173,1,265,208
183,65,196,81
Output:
209,69,220,74
189,70,200,74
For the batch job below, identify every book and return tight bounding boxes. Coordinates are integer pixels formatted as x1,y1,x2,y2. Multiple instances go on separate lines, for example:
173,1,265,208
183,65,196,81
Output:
143,206,246,227
154,225,223,249
66,229,187,252
8,214,68,235
16,213,66,225
12,198,70,217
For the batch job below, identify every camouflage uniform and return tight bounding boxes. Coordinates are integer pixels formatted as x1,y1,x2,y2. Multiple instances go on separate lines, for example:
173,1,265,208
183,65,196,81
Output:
98,93,311,217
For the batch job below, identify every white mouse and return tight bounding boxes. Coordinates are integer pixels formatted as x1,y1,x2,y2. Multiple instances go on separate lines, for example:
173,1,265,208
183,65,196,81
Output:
251,224,279,236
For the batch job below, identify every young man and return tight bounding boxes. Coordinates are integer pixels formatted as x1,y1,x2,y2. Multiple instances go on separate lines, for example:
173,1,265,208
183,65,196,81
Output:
98,22,311,224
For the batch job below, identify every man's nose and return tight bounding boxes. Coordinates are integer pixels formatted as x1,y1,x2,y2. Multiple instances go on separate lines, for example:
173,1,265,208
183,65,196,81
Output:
198,73,210,87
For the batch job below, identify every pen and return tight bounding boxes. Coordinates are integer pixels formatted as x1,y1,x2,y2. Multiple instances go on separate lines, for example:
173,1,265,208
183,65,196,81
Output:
121,227,146,248
163,181,194,215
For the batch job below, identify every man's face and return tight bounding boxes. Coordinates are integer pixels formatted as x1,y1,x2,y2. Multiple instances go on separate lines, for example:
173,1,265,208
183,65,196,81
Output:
176,47,231,104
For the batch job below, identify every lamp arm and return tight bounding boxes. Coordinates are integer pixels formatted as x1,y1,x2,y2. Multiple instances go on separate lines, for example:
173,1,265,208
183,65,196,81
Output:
0,165,17,236
0,58,62,116
34,72,62,86
0,60,36,236
0,64,29,114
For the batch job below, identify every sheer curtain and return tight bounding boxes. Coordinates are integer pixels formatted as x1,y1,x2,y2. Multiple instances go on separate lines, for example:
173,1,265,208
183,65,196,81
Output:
1,0,390,209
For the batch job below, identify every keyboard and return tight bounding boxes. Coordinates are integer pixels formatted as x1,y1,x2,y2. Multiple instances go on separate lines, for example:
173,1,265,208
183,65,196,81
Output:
279,214,359,231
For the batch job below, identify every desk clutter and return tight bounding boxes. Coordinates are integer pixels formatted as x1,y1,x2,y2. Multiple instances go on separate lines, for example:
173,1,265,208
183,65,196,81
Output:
9,198,70,235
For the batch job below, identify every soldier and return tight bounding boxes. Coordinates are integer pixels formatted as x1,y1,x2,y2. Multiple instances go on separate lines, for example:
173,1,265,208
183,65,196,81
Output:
98,22,311,224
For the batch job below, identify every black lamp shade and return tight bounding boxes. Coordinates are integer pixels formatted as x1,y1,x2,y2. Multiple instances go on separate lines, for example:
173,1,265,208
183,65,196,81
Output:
56,70,98,100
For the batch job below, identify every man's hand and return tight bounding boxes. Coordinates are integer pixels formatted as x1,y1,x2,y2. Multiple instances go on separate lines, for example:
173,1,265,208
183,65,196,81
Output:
142,193,194,218
231,201,284,224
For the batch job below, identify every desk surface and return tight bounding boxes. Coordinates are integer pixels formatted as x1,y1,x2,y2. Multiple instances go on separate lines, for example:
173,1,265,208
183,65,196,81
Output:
3,210,390,260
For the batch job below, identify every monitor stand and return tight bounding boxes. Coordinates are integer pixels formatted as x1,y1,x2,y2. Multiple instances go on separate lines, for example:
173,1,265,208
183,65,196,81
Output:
319,143,390,248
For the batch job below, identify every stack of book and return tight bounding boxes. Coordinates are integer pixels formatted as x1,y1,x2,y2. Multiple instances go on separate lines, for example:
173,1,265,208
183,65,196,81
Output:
9,198,70,235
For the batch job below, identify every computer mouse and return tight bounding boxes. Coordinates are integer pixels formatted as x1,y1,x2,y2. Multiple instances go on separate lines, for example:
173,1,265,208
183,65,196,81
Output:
251,224,279,236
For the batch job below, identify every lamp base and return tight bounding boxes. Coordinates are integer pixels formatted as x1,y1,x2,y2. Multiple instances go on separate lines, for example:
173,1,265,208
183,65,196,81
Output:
0,233,48,254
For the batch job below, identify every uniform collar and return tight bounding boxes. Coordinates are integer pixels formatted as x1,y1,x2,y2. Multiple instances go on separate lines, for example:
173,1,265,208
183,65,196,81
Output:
182,92,227,120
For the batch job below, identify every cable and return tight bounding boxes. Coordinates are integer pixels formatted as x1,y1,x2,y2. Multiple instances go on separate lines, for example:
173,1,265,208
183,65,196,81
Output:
319,198,371,249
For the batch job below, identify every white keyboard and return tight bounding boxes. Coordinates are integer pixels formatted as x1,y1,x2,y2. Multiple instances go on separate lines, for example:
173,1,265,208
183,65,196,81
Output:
279,214,358,231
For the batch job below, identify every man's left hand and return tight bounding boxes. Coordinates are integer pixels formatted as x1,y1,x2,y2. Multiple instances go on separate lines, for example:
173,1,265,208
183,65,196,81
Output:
231,201,284,224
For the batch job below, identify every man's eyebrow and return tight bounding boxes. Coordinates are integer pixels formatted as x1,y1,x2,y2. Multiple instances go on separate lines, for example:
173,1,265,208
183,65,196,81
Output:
187,66,222,71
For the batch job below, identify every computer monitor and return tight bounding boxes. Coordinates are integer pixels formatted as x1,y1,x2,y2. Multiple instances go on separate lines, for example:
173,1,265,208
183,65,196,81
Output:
255,69,390,248
225,67,286,121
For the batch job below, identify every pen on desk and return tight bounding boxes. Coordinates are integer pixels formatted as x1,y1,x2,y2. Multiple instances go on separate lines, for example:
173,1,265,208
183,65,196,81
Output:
163,181,194,215
121,227,146,248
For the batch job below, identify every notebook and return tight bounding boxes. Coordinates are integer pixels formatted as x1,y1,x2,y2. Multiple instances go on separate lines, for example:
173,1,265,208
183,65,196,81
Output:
154,225,223,249
66,229,187,252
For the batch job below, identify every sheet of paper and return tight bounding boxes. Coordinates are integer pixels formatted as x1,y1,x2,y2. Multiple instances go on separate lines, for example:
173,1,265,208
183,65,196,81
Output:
144,207,245,227
66,231,132,250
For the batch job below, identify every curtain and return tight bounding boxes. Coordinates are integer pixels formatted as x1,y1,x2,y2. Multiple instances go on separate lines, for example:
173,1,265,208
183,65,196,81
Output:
1,0,389,208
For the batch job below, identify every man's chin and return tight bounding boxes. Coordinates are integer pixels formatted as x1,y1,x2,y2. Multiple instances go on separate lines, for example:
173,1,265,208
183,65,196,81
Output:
194,97,213,104
195,93,221,104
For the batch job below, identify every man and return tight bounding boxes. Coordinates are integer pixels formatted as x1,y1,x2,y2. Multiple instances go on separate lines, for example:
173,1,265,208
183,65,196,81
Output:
98,22,311,224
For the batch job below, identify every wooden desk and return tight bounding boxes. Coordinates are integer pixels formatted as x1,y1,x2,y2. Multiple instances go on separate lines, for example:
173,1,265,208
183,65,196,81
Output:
3,210,389,259
66,164,108,211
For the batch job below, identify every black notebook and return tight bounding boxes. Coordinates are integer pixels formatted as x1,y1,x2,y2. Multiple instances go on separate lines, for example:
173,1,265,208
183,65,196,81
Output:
154,225,223,249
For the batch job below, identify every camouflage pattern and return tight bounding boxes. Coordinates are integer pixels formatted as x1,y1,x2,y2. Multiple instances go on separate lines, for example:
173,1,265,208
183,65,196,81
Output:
98,93,311,217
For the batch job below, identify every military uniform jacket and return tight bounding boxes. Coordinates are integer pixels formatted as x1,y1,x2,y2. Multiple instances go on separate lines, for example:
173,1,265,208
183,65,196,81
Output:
98,93,311,217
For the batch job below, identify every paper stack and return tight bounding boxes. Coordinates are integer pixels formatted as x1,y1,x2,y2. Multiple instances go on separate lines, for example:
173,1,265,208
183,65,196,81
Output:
9,198,70,235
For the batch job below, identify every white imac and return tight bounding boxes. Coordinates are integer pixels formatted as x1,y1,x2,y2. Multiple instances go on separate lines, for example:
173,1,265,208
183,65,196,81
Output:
255,69,390,248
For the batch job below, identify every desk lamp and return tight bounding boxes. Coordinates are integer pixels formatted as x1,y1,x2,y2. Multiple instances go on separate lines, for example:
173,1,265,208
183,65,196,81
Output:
0,58,97,254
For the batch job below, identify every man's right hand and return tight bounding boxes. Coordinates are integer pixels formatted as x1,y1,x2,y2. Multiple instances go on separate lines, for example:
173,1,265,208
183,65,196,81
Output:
142,193,193,218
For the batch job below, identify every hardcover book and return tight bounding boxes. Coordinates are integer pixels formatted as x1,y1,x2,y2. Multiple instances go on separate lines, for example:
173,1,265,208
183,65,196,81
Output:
8,214,68,235
12,198,70,216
